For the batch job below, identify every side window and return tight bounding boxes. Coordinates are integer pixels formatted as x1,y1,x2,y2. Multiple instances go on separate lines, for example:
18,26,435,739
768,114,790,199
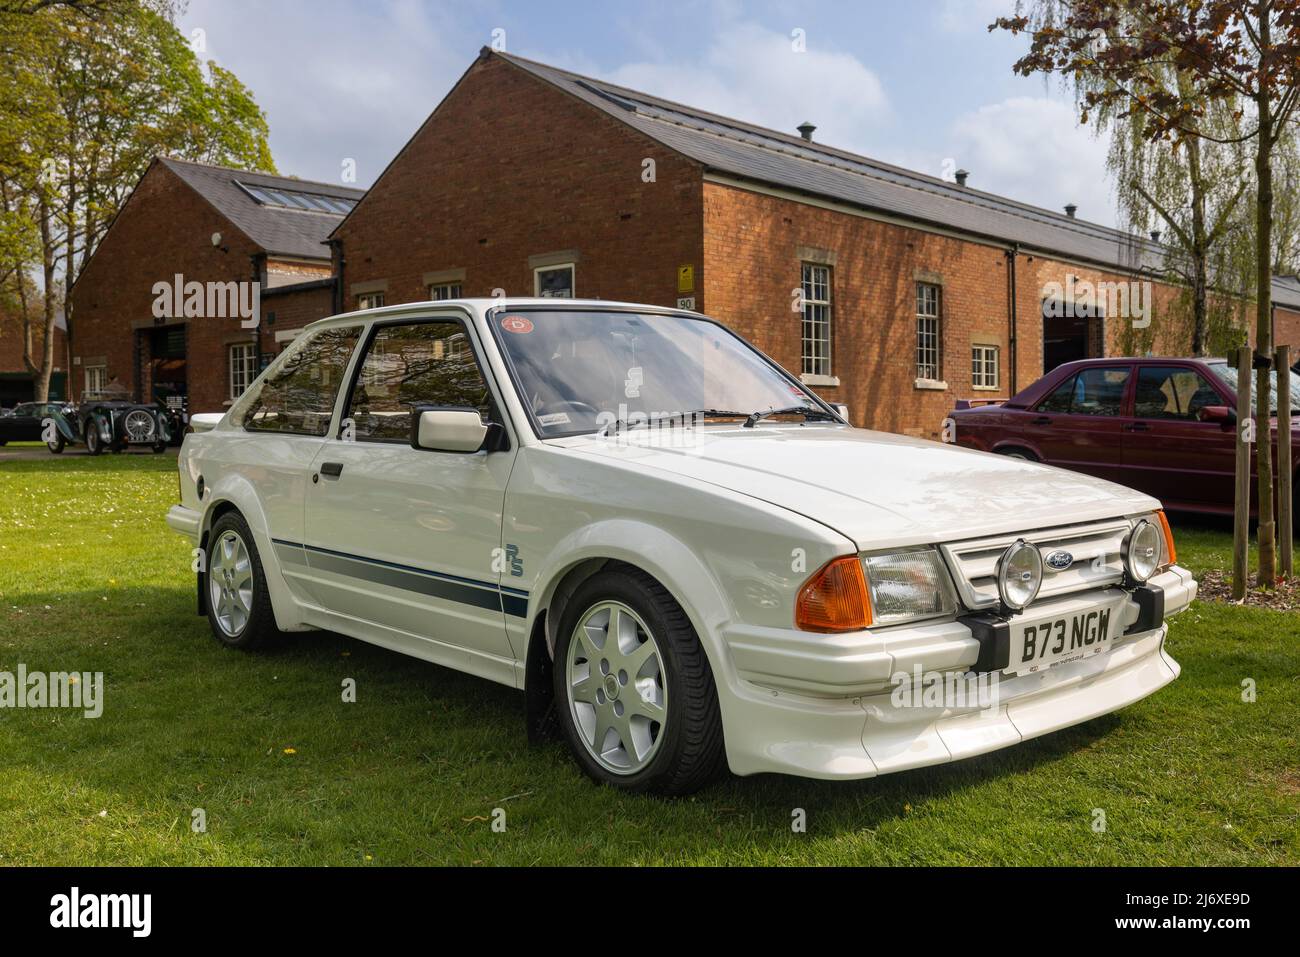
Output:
1038,373,1078,414
344,320,492,443
1037,367,1130,416
1135,366,1223,420
242,326,361,435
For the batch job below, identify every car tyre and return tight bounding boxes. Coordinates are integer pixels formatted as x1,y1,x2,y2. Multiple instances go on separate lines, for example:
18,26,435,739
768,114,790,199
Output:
205,512,280,651
84,423,103,456
46,435,64,453
553,566,725,795
152,442,167,454
997,447,1037,461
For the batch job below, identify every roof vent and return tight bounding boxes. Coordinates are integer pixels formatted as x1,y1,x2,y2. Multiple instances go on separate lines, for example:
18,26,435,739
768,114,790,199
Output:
797,121,816,142
1150,229,1162,242
1064,203,1078,218
955,169,969,187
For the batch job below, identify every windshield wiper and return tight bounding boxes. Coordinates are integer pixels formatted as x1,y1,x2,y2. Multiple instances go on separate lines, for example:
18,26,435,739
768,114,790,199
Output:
598,409,747,436
742,405,839,428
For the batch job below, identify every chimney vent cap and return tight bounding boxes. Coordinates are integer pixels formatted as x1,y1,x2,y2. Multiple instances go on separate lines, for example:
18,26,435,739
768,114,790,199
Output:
796,121,817,141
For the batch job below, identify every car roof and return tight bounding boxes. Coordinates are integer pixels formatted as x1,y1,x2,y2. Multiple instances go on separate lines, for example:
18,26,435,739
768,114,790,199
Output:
299,298,699,334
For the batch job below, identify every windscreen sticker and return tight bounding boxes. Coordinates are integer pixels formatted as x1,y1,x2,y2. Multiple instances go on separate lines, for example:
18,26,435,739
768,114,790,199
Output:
538,412,571,426
501,315,534,334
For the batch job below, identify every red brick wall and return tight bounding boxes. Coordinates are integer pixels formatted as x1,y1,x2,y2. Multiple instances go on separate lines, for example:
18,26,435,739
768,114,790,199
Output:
69,162,338,414
1276,306,1300,356
701,181,1246,437
0,309,67,380
334,54,704,310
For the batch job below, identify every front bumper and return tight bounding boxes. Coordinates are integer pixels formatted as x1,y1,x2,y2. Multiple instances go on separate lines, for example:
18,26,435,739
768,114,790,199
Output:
718,564,1195,779
166,504,201,543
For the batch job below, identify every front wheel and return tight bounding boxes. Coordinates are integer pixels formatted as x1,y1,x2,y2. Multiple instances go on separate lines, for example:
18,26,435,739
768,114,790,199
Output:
46,435,64,453
553,567,725,795
84,423,103,455
205,512,280,650
152,442,166,454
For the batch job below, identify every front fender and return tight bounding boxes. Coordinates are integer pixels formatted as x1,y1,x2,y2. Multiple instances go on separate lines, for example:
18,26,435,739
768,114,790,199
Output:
526,519,738,681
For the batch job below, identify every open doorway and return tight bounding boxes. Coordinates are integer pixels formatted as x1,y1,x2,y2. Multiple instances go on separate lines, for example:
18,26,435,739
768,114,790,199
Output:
1042,300,1104,373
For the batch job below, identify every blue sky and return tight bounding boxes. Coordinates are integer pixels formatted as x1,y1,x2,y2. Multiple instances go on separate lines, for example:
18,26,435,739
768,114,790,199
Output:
179,0,1118,226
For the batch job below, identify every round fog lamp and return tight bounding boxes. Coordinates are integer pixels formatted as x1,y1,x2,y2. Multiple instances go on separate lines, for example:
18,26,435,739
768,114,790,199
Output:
1124,519,1161,583
997,539,1043,611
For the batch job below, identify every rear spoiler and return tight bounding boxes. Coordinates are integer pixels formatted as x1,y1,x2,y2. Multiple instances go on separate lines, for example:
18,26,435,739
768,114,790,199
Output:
189,412,225,433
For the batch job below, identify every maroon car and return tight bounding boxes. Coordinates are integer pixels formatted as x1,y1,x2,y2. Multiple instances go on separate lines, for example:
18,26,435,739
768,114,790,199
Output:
948,356,1300,517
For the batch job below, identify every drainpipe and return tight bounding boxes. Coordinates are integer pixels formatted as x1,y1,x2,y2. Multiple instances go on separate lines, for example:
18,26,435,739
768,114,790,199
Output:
330,239,346,315
1005,244,1020,395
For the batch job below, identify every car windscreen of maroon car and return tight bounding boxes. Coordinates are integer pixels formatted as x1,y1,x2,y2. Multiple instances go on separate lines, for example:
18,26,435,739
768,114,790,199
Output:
1207,361,1300,414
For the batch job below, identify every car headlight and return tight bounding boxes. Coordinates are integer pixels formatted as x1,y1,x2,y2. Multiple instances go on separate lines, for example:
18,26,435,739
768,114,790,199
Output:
861,548,957,626
1124,519,1162,583
996,539,1043,611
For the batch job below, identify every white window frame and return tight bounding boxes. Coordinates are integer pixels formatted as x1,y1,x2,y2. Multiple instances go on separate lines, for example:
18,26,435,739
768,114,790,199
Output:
916,282,942,383
971,344,1000,390
533,263,575,298
357,292,385,310
229,342,258,401
800,263,834,382
84,365,107,395
429,281,462,301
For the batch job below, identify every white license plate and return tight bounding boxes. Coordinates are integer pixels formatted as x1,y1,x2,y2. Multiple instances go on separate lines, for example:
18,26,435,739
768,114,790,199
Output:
1009,599,1124,675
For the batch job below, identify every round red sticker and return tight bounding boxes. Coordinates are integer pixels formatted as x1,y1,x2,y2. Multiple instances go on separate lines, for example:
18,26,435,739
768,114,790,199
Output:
501,315,534,334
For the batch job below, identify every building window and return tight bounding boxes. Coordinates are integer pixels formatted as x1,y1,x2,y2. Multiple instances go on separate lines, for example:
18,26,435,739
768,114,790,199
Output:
429,282,462,301
971,345,999,390
357,292,385,310
229,343,258,401
800,263,832,378
916,282,942,381
84,365,107,395
534,264,574,298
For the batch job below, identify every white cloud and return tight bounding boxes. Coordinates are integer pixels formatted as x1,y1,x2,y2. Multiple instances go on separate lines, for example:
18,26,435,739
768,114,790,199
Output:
946,96,1117,225
591,22,890,156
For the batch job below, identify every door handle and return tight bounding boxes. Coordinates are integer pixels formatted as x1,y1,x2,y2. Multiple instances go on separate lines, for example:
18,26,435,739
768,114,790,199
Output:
1031,416,1051,426
319,461,344,478
1124,422,1150,432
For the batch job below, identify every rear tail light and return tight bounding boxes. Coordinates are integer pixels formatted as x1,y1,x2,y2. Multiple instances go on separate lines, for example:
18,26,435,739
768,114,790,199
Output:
1155,510,1177,569
796,556,872,633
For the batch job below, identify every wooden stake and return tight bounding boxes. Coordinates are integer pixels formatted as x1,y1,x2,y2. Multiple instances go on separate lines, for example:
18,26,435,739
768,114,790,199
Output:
1233,345,1253,599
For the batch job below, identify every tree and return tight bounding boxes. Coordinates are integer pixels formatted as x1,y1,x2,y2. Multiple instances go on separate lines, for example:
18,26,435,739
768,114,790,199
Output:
0,0,276,402
993,0,1300,587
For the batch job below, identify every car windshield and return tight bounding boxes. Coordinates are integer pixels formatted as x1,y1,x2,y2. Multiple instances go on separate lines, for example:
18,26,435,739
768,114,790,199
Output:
1208,361,1300,414
490,308,824,436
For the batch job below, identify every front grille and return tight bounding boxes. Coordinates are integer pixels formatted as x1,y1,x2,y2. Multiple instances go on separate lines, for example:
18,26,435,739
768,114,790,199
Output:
941,518,1133,610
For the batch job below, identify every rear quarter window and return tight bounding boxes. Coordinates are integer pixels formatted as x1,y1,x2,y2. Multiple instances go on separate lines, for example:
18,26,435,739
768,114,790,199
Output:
242,326,361,436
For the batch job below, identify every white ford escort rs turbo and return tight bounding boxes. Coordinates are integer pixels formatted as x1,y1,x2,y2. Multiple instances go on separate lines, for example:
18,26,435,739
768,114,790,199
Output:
167,299,1195,794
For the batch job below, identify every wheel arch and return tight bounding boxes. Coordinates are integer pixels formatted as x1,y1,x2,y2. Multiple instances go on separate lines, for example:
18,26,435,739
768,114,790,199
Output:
521,523,737,742
197,479,306,631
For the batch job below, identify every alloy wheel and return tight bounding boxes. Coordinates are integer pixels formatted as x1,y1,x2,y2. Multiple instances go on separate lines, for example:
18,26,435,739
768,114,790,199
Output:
565,600,668,775
209,530,254,637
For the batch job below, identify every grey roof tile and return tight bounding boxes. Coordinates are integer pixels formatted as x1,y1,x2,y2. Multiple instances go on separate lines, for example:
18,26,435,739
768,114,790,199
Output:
160,158,365,260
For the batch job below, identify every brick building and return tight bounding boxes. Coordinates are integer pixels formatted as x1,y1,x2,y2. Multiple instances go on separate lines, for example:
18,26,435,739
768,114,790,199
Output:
68,157,363,414
56,49,1300,431
331,49,1300,436
0,307,68,405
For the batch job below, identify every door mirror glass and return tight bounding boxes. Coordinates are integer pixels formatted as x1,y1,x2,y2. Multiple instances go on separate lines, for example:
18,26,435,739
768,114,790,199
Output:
412,407,489,453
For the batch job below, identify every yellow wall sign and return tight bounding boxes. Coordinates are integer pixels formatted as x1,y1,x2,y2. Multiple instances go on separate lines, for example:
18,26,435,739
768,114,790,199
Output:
677,264,695,294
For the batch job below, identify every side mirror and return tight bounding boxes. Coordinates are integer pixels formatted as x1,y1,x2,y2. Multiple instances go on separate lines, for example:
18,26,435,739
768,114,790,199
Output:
411,407,502,453
829,403,850,421
1197,405,1235,426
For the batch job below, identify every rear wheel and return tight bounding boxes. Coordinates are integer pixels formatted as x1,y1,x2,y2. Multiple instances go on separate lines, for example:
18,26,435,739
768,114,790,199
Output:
152,442,167,453
553,567,725,795
205,512,279,650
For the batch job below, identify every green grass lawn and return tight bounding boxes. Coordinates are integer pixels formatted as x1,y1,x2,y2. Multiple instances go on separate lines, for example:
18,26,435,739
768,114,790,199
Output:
0,453,1295,865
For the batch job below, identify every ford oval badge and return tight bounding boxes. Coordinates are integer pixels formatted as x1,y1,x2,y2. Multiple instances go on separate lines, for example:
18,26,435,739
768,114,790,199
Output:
1044,550,1074,571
